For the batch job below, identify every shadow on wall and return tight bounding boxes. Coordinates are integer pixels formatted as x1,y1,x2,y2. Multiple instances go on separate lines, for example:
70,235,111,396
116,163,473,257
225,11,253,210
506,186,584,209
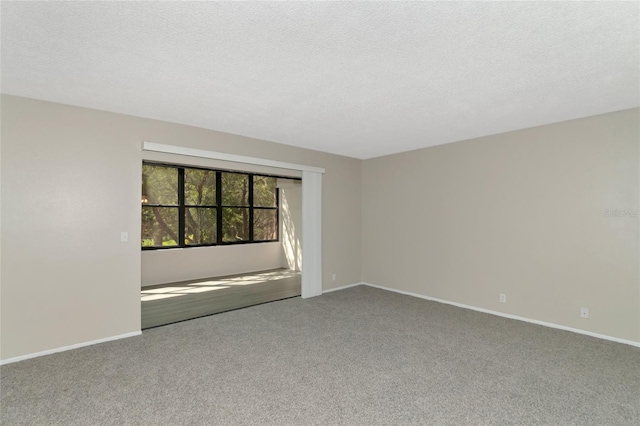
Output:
279,180,302,271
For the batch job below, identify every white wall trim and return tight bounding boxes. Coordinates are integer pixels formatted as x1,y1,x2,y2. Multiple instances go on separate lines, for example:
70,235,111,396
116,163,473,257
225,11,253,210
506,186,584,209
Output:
301,170,323,298
322,282,364,294
0,331,142,366
360,282,640,348
142,142,325,174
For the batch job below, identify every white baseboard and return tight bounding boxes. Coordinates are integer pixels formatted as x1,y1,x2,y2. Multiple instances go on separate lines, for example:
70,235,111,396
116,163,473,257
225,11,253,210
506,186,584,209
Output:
4,282,637,365
0,331,142,366
323,282,364,294
361,282,640,348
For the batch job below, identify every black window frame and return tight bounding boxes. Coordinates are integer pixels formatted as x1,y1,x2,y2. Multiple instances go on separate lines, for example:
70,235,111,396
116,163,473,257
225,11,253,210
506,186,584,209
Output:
142,162,294,250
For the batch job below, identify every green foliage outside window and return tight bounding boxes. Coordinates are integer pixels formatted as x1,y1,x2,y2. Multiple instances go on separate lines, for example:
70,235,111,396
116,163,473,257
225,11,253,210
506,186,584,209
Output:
142,165,178,247
141,163,279,248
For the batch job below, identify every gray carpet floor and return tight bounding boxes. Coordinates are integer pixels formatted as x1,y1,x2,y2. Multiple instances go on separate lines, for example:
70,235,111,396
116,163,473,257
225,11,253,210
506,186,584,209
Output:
1,285,639,425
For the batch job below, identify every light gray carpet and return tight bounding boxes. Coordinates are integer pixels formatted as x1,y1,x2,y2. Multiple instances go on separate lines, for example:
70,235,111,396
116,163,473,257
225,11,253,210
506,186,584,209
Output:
1,286,639,425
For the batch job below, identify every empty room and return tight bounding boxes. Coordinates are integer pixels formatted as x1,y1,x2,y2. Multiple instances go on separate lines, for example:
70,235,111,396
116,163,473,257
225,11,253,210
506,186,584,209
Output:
1,1,639,425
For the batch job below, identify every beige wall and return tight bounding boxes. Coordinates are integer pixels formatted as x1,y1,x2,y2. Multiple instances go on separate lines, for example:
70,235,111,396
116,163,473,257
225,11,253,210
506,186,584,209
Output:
279,179,303,272
1,94,637,361
0,95,362,360
142,243,284,287
362,109,640,343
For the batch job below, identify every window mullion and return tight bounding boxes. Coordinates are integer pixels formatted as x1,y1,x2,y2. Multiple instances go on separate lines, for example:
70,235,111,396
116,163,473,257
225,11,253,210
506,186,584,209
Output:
178,167,185,248
216,171,222,244
248,174,254,241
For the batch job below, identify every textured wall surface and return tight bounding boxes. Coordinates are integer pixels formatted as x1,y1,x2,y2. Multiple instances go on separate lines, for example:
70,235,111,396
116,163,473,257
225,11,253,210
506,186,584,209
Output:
362,109,640,342
2,2,638,158
1,93,637,362
0,95,362,361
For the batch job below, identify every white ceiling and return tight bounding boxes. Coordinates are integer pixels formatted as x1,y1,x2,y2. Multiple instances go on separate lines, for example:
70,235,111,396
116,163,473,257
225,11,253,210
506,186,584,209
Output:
1,2,638,159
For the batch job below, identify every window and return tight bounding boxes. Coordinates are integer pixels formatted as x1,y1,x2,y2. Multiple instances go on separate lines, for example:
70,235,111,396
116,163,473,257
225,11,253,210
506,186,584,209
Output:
253,175,278,241
221,172,249,242
142,163,282,249
141,165,179,247
185,168,217,245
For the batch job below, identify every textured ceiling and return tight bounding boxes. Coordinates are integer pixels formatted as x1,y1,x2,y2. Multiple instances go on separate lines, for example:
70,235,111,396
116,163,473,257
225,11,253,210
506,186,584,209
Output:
1,2,638,159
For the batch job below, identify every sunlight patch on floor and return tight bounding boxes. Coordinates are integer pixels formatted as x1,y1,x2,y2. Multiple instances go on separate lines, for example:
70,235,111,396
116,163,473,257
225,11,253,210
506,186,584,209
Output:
141,270,300,302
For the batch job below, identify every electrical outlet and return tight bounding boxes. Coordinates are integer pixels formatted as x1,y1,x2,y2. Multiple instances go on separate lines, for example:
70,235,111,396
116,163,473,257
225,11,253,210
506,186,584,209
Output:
120,232,128,243
499,293,506,303
580,307,589,319
332,274,336,282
